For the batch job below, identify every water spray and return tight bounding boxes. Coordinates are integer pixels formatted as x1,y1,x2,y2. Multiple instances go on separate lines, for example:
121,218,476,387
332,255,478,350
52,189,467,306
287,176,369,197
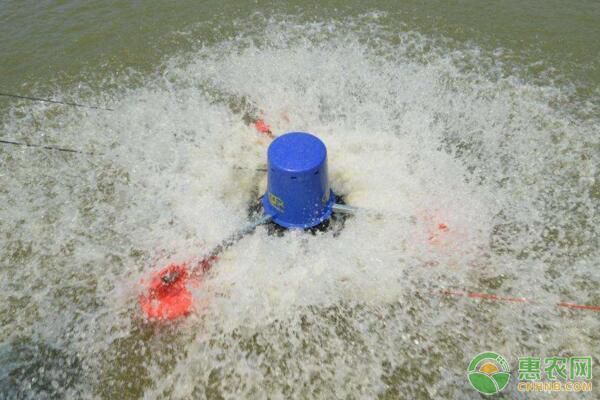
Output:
137,128,600,322
138,131,358,321
2,90,597,319
0,89,270,154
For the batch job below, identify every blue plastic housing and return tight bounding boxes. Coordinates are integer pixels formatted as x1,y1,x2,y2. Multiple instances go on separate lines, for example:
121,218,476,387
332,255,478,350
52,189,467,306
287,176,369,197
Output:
262,132,335,228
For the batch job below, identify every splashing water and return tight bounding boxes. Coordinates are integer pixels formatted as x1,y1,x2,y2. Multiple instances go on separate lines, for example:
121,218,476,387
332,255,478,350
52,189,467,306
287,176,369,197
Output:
1,13,598,399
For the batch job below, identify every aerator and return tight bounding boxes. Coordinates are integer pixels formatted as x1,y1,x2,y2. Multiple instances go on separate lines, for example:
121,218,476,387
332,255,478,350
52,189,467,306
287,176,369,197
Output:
262,132,335,228
139,131,356,321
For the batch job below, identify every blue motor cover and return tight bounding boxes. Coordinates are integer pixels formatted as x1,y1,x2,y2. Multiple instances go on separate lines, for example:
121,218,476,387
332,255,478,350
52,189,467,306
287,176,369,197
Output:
262,132,335,228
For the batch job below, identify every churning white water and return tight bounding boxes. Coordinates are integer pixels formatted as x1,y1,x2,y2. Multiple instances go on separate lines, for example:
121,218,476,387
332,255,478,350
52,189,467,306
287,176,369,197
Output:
1,14,598,399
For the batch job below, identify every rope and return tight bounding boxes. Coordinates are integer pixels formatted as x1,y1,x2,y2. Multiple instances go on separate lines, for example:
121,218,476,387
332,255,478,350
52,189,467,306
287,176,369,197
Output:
0,139,92,155
0,92,113,111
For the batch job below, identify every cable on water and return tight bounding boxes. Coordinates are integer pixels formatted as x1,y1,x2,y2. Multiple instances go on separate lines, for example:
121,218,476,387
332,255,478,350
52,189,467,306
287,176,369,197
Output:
0,139,93,155
0,92,113,111
0,138,266,174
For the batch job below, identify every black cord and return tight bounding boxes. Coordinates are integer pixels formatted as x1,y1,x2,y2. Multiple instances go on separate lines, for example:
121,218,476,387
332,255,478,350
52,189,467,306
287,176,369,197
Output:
0,92,113,111
0,139,93,155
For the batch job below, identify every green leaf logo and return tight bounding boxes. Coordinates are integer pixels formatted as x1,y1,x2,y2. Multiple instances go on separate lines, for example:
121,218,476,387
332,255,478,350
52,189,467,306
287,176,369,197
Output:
467,352,511,395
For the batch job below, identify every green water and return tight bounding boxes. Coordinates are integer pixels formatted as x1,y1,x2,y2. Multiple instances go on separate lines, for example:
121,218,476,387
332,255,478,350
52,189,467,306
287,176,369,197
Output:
2,1,599,97
1,1,598,399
